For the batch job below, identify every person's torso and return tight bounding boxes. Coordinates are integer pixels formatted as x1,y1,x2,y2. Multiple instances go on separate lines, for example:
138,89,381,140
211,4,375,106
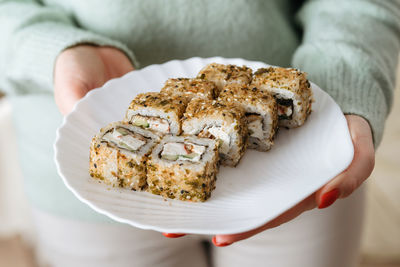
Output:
45,0,301,67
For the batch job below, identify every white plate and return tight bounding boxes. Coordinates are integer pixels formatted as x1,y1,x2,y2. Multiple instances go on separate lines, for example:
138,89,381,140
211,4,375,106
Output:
54,57,353,235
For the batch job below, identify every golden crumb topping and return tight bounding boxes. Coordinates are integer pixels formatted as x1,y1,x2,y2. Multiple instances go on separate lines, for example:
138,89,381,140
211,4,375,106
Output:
252,67,310,94
197,63,252,86
184,97,246,122
128,92,188,114
218,83,275,109
161,78,217,100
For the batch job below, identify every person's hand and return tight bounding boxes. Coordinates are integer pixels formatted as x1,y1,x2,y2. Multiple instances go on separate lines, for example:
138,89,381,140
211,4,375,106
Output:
163,115,375,247
54,45,134,115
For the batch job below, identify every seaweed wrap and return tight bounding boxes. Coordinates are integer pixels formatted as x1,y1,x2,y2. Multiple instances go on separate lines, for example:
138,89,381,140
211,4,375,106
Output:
251,67,313,128
147,135,219,202
89,121,160,190
125,92,188,135
182,98,247,167
197,63,252,95
219,84,278,151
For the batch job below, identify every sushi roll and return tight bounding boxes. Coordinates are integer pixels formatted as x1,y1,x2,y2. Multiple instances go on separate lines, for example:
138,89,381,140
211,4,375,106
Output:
89,121,160,190
251,67,313,128
147,135,219,202
182,98,247,167
197,63,252,95
218,84,278,151
125,92,188,135
160,78,217,101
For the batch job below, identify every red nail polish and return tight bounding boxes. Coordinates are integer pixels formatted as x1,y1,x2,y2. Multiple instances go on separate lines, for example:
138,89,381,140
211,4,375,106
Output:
162,233,185,238
318,188,340,209
212,236,232,247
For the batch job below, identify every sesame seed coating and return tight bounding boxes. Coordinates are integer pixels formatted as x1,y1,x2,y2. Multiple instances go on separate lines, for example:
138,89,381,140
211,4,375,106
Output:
161,78,217,101
197,63,253,94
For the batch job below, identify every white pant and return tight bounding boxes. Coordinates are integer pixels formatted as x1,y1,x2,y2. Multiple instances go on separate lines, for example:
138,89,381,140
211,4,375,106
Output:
33,186,365,267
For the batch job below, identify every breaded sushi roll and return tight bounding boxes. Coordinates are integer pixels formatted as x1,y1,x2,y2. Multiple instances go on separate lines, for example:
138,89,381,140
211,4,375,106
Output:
89,122,160,190
197,63,252,95
182,98,247,167
147,135,219,202
251,67,313,128
125,92,188,135
218,84,278,151
160,78,217,101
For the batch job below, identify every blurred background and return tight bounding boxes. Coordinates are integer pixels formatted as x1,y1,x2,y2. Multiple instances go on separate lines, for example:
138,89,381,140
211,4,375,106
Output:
0,66,399,267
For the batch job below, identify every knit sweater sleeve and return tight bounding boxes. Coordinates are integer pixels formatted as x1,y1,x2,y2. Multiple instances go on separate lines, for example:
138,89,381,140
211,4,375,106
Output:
292,0,400,146
0,0,138,95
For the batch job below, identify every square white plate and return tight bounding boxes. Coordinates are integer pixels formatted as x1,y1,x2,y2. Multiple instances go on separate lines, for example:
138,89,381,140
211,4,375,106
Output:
54,57,353,235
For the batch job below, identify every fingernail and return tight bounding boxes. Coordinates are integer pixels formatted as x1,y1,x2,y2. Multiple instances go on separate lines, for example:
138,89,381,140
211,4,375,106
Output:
162,233,186,238
212,236,232,247
318,188,340,209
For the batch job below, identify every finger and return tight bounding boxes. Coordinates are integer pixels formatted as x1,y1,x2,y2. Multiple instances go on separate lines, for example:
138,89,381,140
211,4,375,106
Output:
54,79,89,115
111,57,134,77
98,47,135,78
317,115,375,208
213,193,317,246
162,233,186,238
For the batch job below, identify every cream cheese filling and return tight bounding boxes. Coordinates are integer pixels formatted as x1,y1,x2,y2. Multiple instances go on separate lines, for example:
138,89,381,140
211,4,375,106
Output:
247,114,264,139
131,115,170,133
277,105,293,118
199,126,230,154
102,127,146,152
161,142,205,162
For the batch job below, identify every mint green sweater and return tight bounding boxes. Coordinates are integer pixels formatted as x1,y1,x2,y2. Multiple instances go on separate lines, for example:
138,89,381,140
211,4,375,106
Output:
0,0,399,221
